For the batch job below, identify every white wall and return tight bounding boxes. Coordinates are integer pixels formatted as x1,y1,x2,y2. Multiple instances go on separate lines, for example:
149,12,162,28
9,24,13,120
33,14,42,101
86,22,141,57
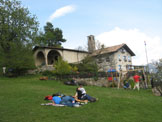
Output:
114,48,132,71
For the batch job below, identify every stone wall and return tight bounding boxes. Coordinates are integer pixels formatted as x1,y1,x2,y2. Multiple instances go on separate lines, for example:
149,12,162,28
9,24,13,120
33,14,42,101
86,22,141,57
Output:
75,77,110,87
94,48,132,72
95,53,115,72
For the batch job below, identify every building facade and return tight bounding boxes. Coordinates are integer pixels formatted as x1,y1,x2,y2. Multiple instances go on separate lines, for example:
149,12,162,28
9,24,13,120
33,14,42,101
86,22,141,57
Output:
33,35,135,72
91,43,135,72
33,46,88,68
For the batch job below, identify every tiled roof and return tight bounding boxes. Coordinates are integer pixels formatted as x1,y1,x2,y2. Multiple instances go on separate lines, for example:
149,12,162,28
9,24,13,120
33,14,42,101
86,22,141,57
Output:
33,46,89,53
91,43,135,56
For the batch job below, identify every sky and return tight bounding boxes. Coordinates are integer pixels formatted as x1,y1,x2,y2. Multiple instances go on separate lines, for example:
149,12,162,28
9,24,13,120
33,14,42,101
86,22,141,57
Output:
20,0,162,65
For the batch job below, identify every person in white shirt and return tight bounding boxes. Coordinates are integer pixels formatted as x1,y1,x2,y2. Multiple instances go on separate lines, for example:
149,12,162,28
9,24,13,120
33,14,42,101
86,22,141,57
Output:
74,84,97,102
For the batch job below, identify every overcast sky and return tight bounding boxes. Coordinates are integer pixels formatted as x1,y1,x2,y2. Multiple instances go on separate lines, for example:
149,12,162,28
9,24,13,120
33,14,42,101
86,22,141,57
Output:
20,0,162,65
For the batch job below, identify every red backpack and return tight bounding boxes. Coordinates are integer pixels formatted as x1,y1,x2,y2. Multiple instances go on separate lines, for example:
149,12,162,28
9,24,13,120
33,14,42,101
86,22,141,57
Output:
44,96,53,100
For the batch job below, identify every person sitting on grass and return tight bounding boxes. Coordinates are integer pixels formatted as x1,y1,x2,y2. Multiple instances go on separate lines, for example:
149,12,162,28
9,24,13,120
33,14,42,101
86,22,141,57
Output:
74,84,97,102
52,94,80,107
123,81,130,89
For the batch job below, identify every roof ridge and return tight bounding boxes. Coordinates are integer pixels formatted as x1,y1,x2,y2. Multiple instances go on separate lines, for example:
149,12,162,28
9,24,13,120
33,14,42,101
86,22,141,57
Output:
105,43,125,48
91,43,131,56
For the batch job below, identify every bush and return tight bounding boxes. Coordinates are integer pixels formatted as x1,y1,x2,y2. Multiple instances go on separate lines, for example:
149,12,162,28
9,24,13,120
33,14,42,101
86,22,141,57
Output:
128,79,134,89
42,70,54,76
53,57,73,75
0,44,36,77
76,56,98,74
109,82,117,87
93,76,98,81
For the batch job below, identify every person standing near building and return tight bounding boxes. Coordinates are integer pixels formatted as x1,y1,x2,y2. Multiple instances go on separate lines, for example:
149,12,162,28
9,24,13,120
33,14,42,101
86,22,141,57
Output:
133,73,141,91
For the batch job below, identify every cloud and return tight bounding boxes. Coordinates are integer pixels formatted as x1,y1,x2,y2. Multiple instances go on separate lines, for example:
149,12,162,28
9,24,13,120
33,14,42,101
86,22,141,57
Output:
96,27,162,65
47,5,76,22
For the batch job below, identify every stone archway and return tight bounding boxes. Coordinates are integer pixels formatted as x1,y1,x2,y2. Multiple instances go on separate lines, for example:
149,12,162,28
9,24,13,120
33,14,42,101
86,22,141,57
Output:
36,51,45,66
47,50,61,65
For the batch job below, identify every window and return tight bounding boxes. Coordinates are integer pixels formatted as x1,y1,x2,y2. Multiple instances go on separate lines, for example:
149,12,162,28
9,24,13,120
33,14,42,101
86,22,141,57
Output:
106,57,110,62
121,48,125,53
128,56,131,62
126,65,133,70
123,56,127,62
118,65,122,70
98,58,103,63
118,55,121,61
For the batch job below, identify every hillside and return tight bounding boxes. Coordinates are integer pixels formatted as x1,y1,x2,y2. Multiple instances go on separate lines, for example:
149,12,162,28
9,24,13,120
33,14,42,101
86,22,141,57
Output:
0,75,162,122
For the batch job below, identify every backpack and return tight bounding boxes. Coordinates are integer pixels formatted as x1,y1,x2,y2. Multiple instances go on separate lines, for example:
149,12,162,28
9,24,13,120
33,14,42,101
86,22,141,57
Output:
44,96,53,100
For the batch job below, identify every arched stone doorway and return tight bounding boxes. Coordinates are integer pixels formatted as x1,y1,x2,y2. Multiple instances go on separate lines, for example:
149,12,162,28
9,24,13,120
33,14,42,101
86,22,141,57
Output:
47,50,61,65
36,51,45,66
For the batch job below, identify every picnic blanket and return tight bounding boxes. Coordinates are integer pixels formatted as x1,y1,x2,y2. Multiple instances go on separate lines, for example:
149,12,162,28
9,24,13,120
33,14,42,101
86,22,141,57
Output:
41,103,66,107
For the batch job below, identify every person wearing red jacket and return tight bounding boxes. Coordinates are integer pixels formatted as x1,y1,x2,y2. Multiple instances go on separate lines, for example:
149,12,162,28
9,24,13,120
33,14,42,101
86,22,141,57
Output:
133,73,141,91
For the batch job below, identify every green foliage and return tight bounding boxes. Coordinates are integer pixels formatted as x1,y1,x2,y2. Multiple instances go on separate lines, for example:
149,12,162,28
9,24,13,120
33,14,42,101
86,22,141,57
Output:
77,56,98,74
93,76,98,81
35,22,66,47
53,57,73,75
0,43,35,76
151,59,162,82
0,0,38,48
72,66,78,73
0,0,38,76
42,70,54,76
109,82,117,87
128,79,135,89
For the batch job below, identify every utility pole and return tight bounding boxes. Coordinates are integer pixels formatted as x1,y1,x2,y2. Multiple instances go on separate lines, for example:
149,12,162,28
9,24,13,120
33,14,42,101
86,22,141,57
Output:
144,41,149,88
144,41,149,70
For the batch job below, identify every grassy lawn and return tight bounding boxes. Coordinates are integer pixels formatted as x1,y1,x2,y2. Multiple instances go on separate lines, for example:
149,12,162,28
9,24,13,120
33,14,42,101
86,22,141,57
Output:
0,75,162,122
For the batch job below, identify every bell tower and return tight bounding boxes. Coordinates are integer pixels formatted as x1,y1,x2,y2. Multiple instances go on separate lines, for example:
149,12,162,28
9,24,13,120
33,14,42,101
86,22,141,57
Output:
87,35,96,53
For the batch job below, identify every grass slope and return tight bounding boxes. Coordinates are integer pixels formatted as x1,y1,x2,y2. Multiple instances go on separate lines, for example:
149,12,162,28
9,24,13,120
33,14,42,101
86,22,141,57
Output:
0,75,162,122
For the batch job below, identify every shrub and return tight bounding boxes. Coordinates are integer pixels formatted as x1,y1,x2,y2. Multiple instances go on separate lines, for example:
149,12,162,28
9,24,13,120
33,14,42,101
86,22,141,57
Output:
72,66,78,73
109,82,117,87
42,70,54,76
76,56,98,74
53,57,73,75
128,79,134,89
93,76,98,81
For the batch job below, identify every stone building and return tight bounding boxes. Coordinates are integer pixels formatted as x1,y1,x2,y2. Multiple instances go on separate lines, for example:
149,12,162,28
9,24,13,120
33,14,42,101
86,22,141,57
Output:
91,43,135,71
33,35,135,72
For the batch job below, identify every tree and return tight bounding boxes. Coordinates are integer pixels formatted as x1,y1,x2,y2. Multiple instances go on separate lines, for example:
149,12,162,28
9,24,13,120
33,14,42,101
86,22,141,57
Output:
151,59,162,82
76,46,87,51
0,0,39,75
77,56,98,73
35,22,66,47
95,40,106,50
150,59,162,96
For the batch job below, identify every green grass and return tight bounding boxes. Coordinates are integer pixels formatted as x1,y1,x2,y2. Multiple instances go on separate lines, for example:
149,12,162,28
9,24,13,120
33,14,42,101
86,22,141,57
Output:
0,75,162,122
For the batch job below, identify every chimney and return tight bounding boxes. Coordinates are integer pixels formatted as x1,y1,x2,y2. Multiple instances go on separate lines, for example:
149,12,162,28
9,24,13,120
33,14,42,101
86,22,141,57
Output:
87,35,96,53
